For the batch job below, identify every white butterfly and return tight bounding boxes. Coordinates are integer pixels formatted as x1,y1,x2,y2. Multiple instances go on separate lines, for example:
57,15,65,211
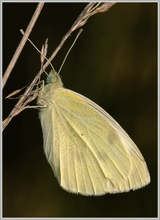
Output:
37,70,150,196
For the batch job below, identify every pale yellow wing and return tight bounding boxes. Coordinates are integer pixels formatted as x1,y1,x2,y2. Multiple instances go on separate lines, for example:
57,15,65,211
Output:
39,88,150,195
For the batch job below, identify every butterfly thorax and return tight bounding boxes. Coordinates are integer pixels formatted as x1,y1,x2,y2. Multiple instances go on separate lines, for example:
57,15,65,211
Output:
37,70,63,107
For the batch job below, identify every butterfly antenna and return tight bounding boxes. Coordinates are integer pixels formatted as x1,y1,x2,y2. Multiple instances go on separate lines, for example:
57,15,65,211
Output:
20,29,55,73
58,29,83,75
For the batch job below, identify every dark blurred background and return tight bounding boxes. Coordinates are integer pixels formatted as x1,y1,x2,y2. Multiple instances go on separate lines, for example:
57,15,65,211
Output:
3,2,157,218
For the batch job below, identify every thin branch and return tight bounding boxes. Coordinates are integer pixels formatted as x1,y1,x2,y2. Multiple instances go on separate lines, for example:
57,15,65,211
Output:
2,2,44,89
3,2,116,131
43,2,116,70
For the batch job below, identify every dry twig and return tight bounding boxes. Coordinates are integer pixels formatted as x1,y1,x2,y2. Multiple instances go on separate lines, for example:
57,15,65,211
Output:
3,2,116,131
2,2,44,89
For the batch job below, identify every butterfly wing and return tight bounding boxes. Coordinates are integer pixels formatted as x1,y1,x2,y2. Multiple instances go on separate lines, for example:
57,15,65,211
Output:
39,88,150,195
